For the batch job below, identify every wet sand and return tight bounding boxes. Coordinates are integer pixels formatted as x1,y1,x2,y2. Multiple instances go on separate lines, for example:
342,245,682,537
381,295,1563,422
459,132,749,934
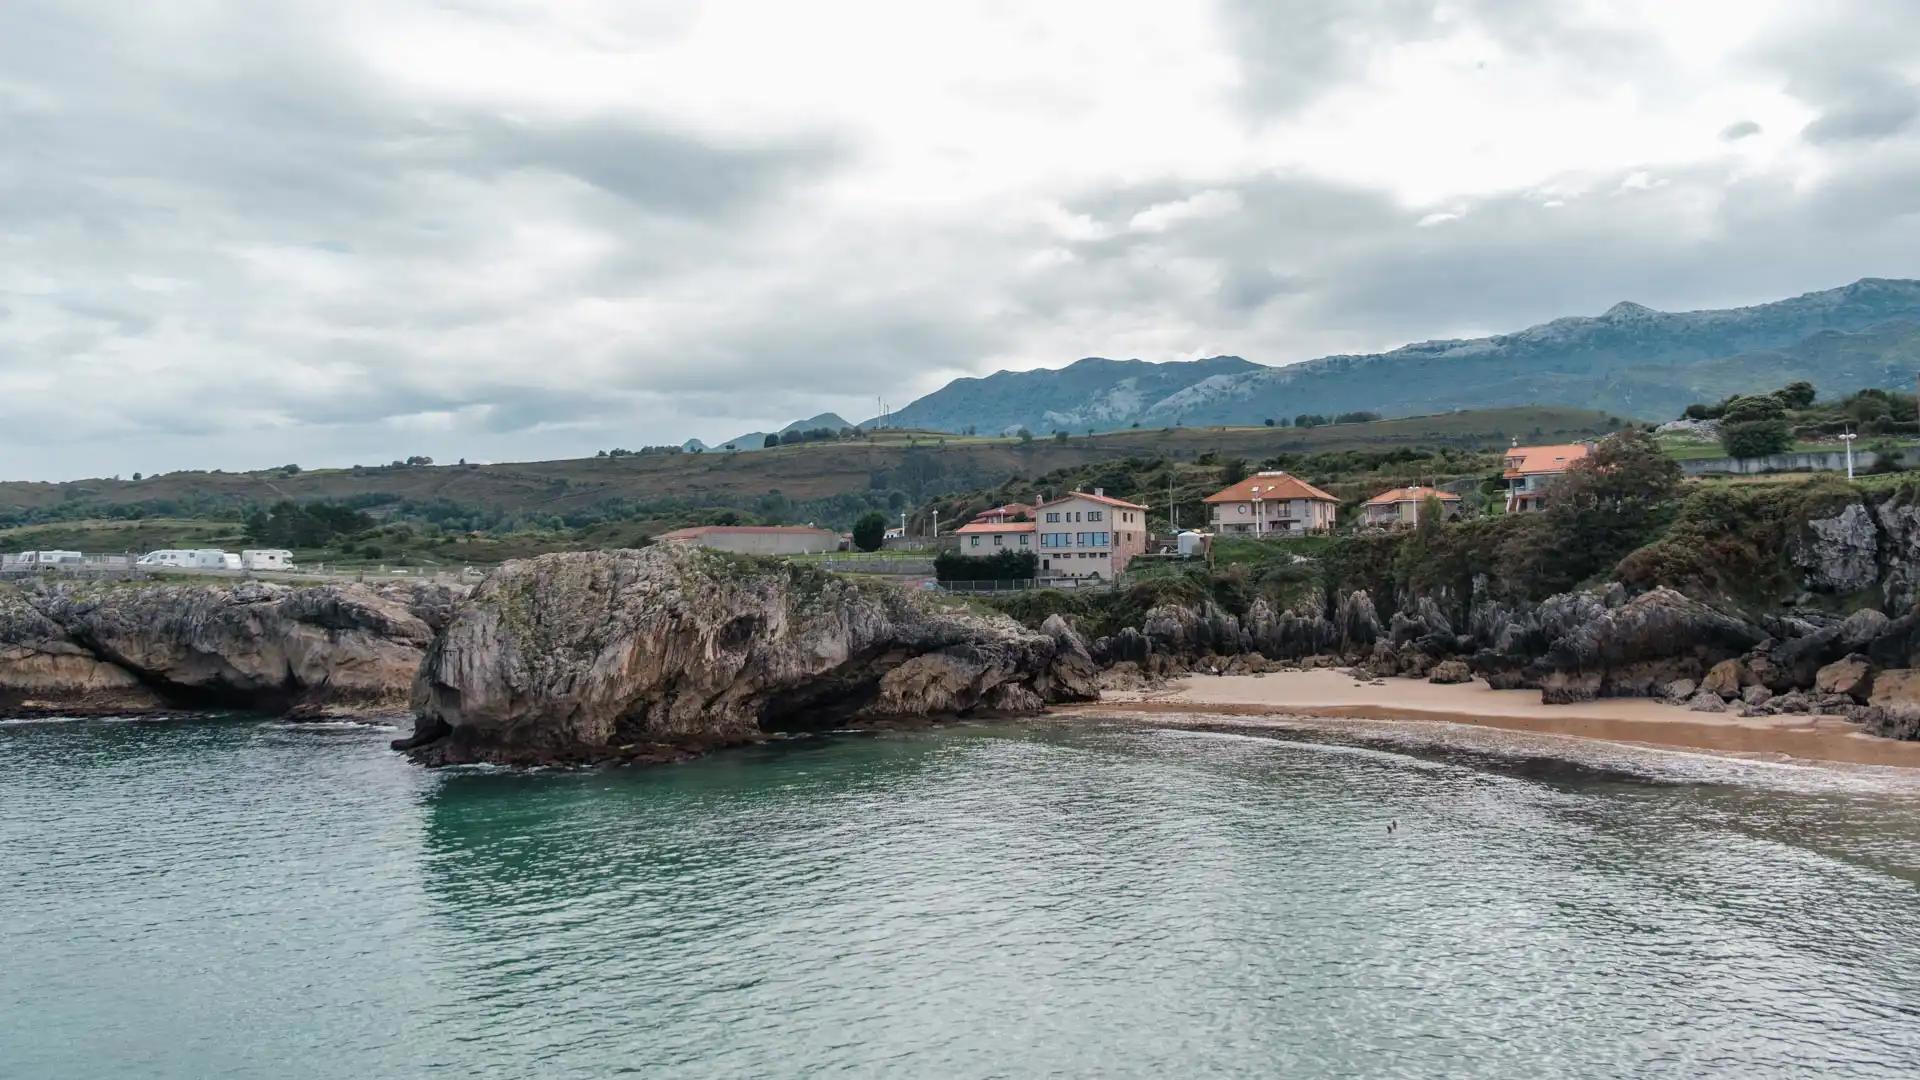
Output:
1069,669,1920,770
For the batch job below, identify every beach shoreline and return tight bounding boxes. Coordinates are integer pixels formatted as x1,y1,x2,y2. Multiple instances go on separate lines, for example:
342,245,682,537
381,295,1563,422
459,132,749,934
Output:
1064,669,1920,770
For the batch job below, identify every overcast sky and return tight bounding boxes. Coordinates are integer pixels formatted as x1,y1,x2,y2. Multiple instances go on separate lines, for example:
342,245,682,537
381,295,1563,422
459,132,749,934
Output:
4,1,1919,479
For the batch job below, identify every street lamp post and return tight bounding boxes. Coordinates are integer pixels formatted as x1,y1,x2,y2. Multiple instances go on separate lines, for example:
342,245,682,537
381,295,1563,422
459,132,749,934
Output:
1841,429,1857,480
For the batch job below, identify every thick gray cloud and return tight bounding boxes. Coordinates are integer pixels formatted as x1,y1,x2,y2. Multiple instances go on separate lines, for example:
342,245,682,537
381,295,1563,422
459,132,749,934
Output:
1,1,1917,481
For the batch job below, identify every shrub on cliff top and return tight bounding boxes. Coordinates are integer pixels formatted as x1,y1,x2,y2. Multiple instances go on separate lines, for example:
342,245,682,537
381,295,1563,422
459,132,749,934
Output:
851,512,887,552
1615,478,1862,600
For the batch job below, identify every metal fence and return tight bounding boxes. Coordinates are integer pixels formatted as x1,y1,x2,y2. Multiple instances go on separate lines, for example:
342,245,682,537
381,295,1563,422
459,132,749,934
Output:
0,558,479,586
806,556,935,575
934,577,1118,594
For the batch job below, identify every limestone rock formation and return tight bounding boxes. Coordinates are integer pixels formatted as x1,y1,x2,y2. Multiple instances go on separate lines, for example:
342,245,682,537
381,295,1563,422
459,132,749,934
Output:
1530,588,1767,701
1814,655,1876,703
1794,504,1881,594
1700,659,1749,699
0,585,162,712
399,547,1098,766
0,579,462,714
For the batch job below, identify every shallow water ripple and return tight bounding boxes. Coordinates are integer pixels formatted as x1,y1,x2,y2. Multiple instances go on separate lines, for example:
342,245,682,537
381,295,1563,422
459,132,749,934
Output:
4,716,1920,1078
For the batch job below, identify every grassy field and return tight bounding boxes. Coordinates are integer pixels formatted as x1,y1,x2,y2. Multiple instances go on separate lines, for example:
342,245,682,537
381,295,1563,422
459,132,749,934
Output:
0,518,244,554
0,406,1622,518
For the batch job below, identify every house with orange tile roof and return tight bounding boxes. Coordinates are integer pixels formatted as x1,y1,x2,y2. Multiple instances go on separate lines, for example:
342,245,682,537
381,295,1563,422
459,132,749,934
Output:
1034,489,1150,580
1204,471,1339,535
973,501,1035,525
1363,486,1462,527
954,519,1037,555
1502,442,1592,513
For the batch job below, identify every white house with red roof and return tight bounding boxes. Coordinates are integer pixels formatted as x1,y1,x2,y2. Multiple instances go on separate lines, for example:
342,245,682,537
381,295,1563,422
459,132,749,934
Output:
953,488,1148,580
1363,486,1462,526
953,519,1036,554
1035,488,1150,580
1204,471,1340,535
1502,443,1592,513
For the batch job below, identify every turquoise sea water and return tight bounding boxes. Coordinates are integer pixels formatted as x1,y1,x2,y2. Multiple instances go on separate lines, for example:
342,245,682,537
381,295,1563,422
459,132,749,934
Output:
5,713,1920,1079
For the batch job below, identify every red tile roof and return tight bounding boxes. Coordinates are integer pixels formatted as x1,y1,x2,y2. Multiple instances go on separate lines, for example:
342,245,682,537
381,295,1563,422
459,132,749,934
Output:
1502,443,1591,479
1365,486,1462,506
1036,490,1149,511
953,521,1037,534
976,502,1035,519
1204,471,1338,504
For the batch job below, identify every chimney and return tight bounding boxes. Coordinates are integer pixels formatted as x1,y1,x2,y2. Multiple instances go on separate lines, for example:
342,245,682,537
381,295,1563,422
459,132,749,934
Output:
1094,487,1104,497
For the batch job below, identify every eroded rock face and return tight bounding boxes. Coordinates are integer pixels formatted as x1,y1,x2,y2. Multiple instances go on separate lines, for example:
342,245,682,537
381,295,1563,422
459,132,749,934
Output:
0,586,162,712
1524,588,1766,700
1814,655,1875,703
400,547,1097,766
1795,504,1881,594
0,579,461,714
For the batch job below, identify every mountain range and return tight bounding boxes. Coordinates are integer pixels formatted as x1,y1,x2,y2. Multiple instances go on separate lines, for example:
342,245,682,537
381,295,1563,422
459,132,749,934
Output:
685,413,856,453
818,278,1920,435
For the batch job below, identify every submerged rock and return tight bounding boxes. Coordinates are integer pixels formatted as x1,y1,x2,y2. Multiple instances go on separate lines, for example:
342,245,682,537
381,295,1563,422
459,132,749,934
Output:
399,546,1098,766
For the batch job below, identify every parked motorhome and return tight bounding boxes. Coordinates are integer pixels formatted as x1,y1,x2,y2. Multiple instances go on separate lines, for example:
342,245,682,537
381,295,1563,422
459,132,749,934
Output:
10,550,83,566
138,549,230,569
241,549,294,571
222,553,243,570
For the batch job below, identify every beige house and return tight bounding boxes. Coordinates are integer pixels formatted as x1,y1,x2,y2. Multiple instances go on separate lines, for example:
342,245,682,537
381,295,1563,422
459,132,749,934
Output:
655,525,841,555
1363,486,1462,526
1035,489,1149,581
1205,472,1339,535
1503,443,1592,513
954,520,1035,554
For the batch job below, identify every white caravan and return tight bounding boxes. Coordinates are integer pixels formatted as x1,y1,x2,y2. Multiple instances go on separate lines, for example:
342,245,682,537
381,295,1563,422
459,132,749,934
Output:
241,549,294,571
138,549,230,569
11,550,83,566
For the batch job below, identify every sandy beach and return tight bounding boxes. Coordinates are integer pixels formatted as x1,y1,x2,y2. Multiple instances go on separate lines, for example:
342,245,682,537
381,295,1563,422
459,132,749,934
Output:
1070,669,1920,770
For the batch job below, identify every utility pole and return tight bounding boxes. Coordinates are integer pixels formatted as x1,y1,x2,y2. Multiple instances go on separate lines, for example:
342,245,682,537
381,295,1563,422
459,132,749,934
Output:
1842,428,1857,479
1168,471,1177,532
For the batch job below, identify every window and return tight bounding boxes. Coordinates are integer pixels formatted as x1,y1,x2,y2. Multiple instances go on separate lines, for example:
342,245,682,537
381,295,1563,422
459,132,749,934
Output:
969,536,980,548
1045,512,1060,523
1088,510,1103,522
1237,505,1248,515
992,535,1002,547
1018,534,1029,546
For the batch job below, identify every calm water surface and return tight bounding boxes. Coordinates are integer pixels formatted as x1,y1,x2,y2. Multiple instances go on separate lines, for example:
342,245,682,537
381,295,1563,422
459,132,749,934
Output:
5,713,1920,1078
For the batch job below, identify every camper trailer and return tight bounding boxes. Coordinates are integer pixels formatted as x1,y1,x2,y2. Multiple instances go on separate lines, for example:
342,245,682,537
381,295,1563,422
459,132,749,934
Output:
10,550,83,566
241,549,294,571
138,549,230,569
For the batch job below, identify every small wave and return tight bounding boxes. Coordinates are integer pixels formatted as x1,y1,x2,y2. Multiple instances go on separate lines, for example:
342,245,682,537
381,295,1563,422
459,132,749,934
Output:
0,715,91,726
260,720,399,732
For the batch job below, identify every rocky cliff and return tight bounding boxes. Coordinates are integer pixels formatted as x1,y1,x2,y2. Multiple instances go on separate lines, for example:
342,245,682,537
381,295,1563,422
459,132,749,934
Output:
397,546,1099,766
1055,493,1920,741
0,579,465,715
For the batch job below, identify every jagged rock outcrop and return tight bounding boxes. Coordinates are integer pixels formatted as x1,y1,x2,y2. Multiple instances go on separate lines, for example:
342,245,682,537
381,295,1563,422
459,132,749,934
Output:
1516,588,1767,703
0,579,464,714
0,585,162,712
398,547,1098,766
1794,503,1880,594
